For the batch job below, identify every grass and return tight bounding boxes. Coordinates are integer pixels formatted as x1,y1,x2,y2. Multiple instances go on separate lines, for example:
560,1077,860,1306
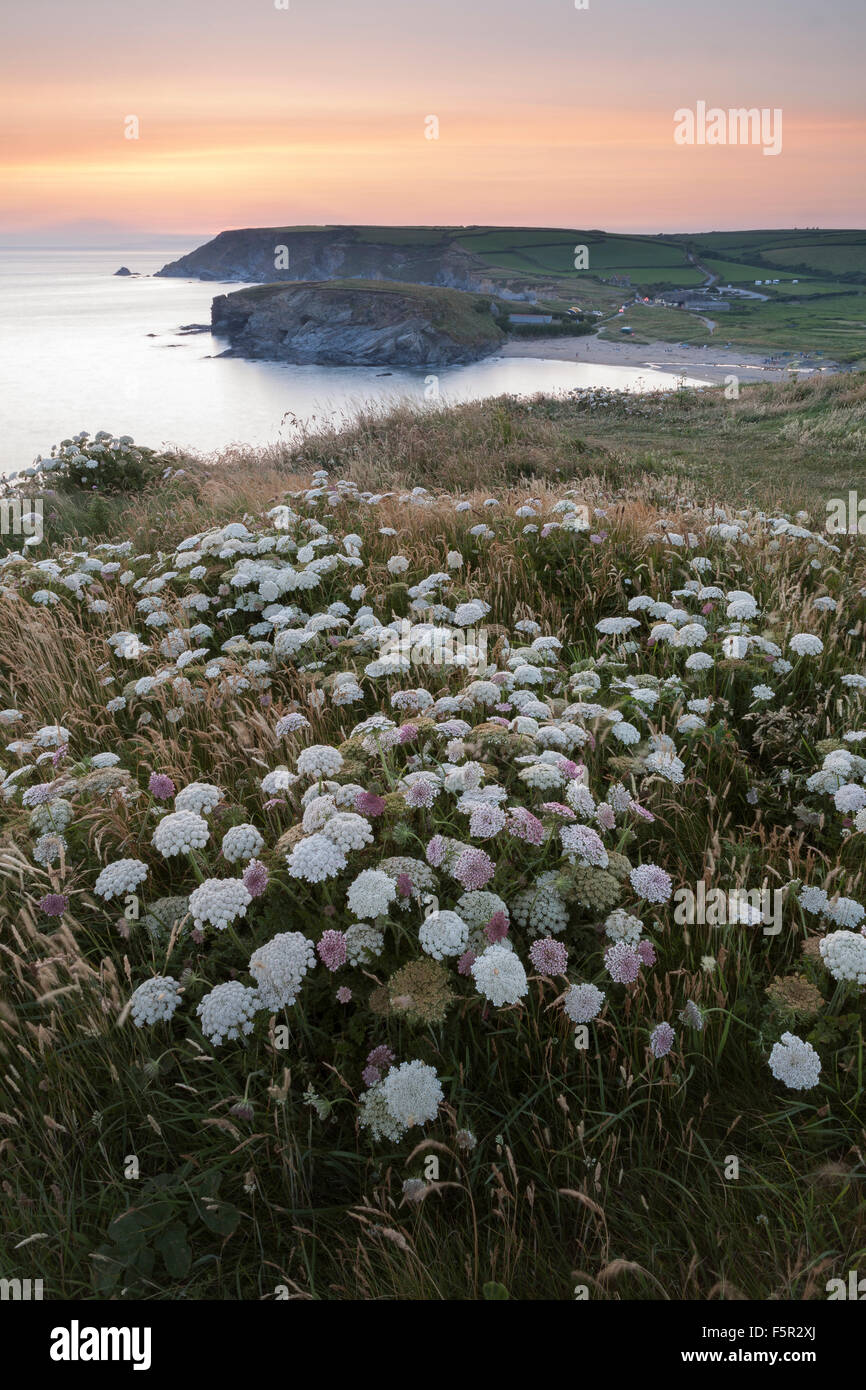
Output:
2,375,866,1302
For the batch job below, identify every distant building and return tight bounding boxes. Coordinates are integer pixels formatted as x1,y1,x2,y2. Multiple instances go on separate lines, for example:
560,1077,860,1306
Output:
508,314,553,326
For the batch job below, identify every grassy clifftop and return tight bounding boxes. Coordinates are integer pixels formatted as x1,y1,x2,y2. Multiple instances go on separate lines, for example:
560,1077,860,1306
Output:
1,379,865,1302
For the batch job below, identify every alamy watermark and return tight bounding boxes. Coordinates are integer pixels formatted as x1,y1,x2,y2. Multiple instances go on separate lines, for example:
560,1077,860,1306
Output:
0,496,43,544
673,883,783,936
826,492,866,535
674,102,782,156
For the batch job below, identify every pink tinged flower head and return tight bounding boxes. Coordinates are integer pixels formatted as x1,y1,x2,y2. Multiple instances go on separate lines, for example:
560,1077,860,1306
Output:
406,780,435,809
604,941,642,984
701,602,714,616
596,803,617,831
317,929,347,972
362,1065,381,1087
629,800,655,823
426,834,447,868
629,863,673,904
650,1022,675,1058
367,1044,395,1071
39,893,68,917
457,948,477,976
148,773,175,800
506,807,545,845
52,744,68,767
485,911,509,944
636,939,657,967
541,801,574,819
529,938,568,975
396,873,413,898
454,847,495,890
242,858,269,898
263,797,286,811
398,723,419,744
336,986,352,1004
356,791,385,817
558,758,581,781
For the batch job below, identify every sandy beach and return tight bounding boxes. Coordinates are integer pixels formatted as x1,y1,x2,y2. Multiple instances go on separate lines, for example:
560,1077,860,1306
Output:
499,333,838,385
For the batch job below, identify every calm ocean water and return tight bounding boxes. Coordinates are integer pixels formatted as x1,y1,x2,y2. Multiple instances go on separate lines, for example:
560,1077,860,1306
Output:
0,242,700,477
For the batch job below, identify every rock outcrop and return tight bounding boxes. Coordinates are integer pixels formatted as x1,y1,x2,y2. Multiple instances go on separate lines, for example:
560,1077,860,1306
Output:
210,280,507,367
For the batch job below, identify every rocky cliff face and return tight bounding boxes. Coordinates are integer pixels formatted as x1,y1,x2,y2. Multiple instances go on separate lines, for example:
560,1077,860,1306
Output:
158,227,486,290
210,282,505,367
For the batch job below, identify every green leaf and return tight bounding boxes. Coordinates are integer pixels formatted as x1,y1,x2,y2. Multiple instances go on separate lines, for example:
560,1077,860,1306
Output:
155,1223,192,1279
482,1281,510,1300
197,1200,241,1237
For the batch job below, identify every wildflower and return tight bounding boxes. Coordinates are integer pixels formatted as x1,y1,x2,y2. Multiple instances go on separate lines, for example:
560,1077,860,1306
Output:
679,999,704,1030
336,986,352,1003
789,633,824,657
33,833,66,866
454,847,495,890
39,892,68,917
819,931,866,984
381,1059,444,1129
345,922,385,965
629,863,673,904
152,810,210,858
148,772,175,799
604,909,643,945
242,859,269,898
317,929,348,971
484,910,509,944
563,982,605,1023
222,823,265,863
768,1032,821,1090
250,931,316,1009
347,868,397,919
286,834,347,883
506,807,545,845
130,975,182,1026
94,858,148,901
457,948,477,975
636,940,657,966
197,981,260,1046
529,938,568,974
419,909,469,960
356,791,385,816
471,944,528,1006
604,941,642,983
297,744,343,780
189,877,252,932
321,811,374,854
175,781,222,816
560,823,609,868
649,1022,675,1058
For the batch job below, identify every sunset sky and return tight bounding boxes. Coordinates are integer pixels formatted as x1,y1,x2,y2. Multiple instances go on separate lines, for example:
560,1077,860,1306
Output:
2,0,864,238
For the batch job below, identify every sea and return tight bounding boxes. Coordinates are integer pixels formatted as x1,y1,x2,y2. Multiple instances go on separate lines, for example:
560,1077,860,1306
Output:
0,241,704,477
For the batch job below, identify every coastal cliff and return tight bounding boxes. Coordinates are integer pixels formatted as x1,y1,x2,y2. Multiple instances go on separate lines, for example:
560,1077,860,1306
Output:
210,280,508,366
158,226,487,289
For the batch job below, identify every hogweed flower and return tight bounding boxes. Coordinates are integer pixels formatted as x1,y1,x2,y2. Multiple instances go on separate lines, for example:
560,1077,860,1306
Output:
529,938,568,975
148,772,175,800
39,892,68,917
649,1022,675,1058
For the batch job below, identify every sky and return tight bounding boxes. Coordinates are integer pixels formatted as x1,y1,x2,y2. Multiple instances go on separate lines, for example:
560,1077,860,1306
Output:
1,0,864,239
